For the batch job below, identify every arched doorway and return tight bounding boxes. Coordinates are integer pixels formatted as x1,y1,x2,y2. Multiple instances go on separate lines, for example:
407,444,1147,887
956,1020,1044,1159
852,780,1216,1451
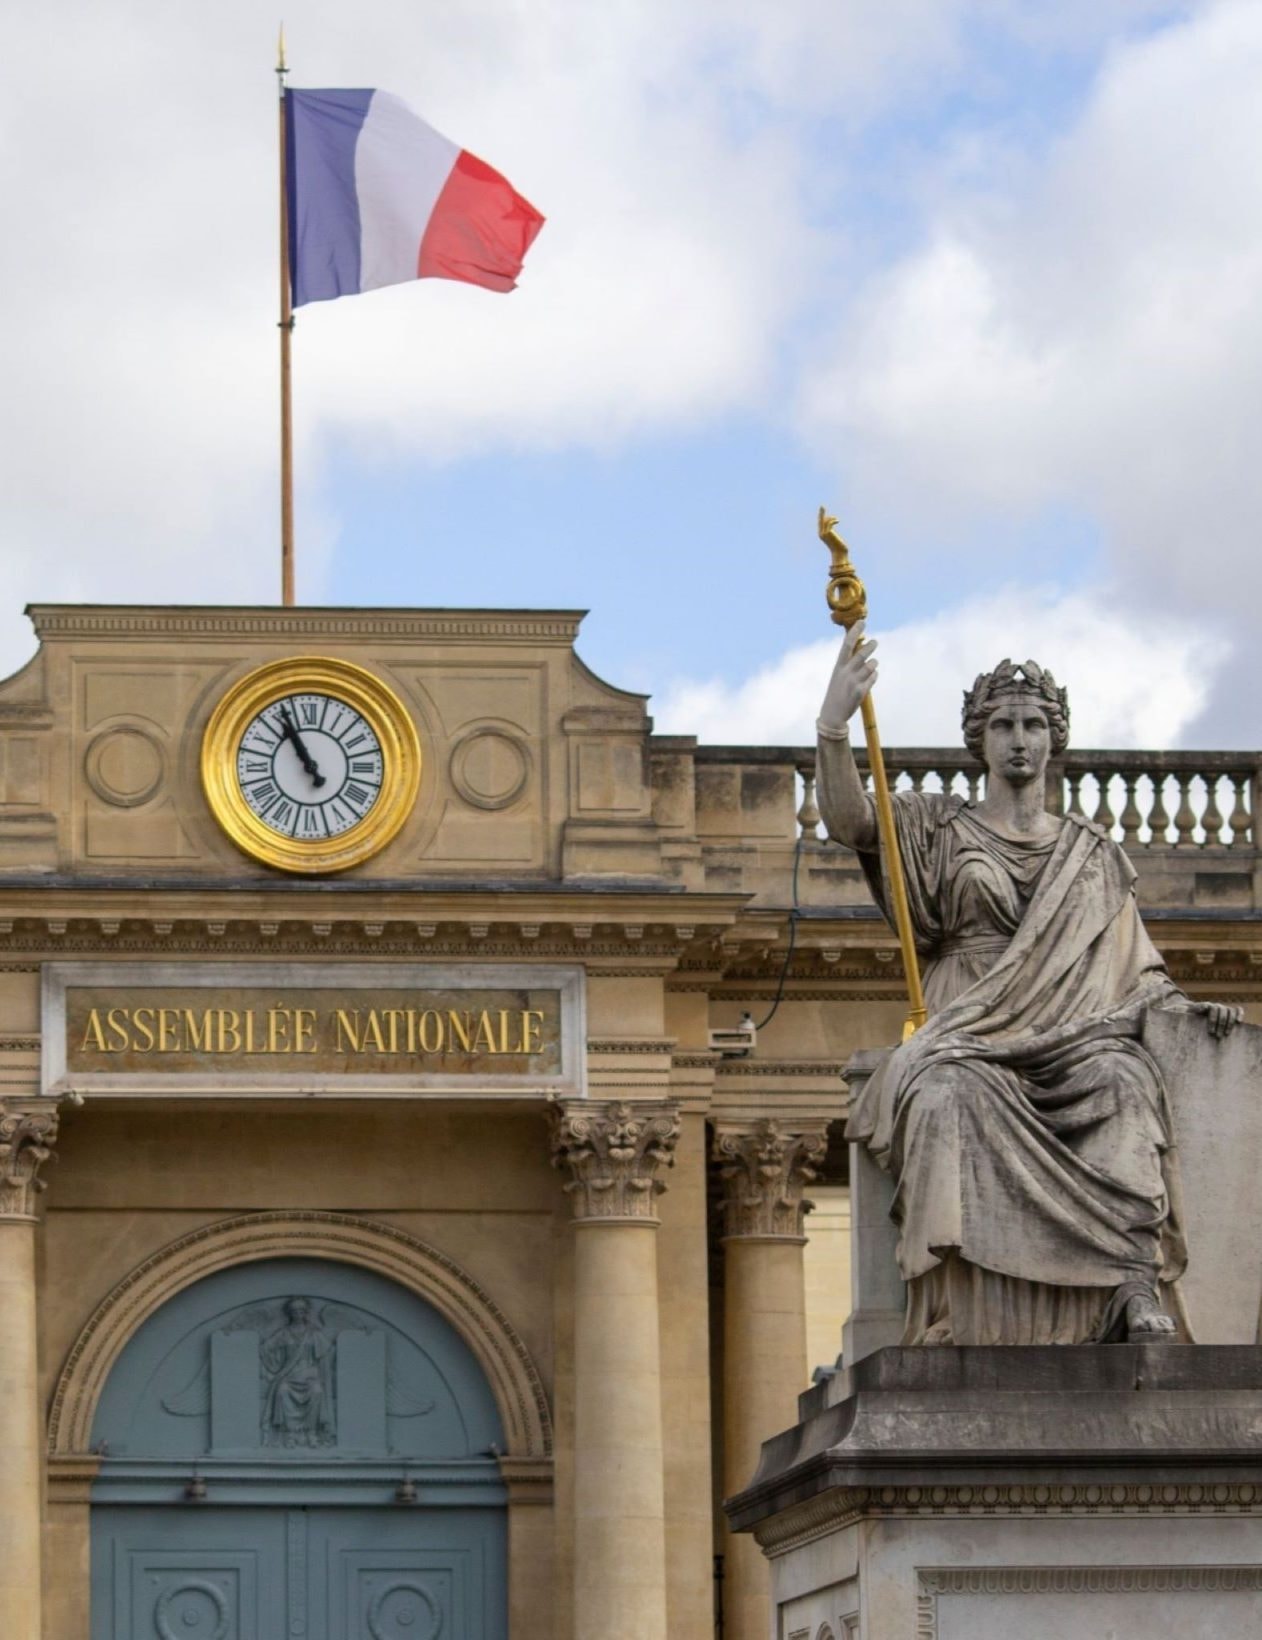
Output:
88,1255,508,1639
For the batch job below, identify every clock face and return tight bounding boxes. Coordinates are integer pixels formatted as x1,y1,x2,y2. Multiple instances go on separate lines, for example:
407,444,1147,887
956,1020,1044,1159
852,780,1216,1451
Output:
201,657,421,874
236,693,385,840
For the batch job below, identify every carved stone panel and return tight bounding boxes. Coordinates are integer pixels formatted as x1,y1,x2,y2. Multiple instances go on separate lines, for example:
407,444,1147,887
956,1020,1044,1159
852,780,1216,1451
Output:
713,1118,828,1241
551,1099,681,1222
0,1101,58,1219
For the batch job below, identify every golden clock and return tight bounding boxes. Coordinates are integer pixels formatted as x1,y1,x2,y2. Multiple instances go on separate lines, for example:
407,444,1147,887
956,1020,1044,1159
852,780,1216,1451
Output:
201,657,421,873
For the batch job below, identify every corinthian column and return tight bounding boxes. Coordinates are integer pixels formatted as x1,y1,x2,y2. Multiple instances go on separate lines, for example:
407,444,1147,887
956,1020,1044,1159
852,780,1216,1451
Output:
714,1118,828,1640
0,1103,59,1640
551,1099,680,1640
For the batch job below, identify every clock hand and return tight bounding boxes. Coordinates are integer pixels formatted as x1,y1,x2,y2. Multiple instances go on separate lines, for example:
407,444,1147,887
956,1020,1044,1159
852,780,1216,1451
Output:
278,703,327,789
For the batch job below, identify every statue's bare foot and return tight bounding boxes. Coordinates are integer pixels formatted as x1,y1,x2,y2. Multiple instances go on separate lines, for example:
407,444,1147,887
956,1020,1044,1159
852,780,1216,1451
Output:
1124,1290,1176,1342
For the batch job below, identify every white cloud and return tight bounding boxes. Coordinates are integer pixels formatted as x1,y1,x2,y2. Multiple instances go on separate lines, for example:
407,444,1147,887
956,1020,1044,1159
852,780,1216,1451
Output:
0,1,1187,669
653,585,1224,748
798,0,1262,737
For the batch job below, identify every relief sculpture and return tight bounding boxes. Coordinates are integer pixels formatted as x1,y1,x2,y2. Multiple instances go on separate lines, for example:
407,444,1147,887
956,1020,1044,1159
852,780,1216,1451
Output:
260,1297,336,1448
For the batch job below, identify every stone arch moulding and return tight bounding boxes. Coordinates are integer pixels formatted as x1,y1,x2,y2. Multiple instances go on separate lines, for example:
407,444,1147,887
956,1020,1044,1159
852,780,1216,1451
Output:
48,1210,552,1459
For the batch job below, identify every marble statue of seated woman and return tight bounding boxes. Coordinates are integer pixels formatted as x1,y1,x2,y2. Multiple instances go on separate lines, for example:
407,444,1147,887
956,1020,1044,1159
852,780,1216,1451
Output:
816,624,1240,1346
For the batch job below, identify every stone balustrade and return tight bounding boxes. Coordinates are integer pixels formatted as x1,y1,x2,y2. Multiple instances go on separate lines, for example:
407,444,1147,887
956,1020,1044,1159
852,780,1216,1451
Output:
677,743,1262,913
742,746,1256,851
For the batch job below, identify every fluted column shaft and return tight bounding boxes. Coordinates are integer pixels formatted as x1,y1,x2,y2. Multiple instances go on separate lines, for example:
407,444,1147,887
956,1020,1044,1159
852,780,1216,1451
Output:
0,1105,58,1640
552,1099,680,1640
715,1119,827,1640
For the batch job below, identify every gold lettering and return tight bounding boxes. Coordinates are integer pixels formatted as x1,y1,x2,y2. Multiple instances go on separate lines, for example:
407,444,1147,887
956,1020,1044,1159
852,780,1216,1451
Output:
158,1008,181,1053
498,1010,512,1055
132,1007,156,1053
80,1008,111,1054
243,1010,259,1053
447,1010,474,1052
267,1005,292,1053
361,1010,386,1053
472,1009,497,1052
106,1008,130,1051
405,1008,417,1054
182,1010,209,1052
521,1009,545,1055
418,1010,443,1052
217,1010,242,1054
382,1009,407,1054
294,1009,317,1053
334,1009,361,1052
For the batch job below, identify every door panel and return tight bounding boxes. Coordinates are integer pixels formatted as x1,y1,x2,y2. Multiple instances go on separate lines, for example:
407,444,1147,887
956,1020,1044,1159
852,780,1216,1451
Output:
92,1506,506,1640
94,1508,286,1639
309,1510,505,1640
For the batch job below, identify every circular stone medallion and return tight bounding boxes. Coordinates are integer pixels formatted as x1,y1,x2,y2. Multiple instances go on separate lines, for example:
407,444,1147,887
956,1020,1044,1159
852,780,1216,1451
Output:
85,726,165,808
450,728,529,811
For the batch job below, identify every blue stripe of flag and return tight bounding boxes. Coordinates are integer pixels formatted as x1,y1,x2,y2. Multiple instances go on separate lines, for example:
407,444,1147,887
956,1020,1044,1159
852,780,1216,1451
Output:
286,89,375,307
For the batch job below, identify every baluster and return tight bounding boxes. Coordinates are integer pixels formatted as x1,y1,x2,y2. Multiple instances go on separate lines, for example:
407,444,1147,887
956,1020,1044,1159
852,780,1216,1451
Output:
1147,774,1171,846
1228,774,1252,847
1173,774,1198,846
1201,773,1224,846
1118,774,1142,847
1092,769,1116,835
909,768,925,793
796,765,821,841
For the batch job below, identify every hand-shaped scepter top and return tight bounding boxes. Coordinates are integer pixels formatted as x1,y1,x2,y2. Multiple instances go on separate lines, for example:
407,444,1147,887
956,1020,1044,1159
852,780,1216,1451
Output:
818,508,869,630
817,507,926,1036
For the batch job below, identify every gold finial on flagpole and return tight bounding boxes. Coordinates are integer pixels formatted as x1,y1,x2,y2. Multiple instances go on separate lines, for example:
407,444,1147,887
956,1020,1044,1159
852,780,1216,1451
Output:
277,23,287,76
817,507,927,1037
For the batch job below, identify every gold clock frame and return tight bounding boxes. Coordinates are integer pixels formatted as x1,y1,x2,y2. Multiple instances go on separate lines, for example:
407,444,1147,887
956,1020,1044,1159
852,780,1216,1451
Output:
201,656,421,874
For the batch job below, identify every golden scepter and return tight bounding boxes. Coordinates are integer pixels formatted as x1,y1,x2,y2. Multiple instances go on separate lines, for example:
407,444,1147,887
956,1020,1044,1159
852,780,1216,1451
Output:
818,507,927,1038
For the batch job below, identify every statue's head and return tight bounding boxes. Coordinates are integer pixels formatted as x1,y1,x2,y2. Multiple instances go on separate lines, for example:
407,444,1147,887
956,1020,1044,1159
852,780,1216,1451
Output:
283,1297,312,1324
961,660,1070,768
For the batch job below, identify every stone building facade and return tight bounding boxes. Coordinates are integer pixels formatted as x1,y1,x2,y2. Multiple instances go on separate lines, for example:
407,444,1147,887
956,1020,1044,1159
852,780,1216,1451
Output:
0,604,1255,1639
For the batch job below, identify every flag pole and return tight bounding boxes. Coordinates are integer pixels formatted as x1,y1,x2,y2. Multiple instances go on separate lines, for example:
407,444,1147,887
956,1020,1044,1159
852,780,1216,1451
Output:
277,26,295,606
818,508,927,1039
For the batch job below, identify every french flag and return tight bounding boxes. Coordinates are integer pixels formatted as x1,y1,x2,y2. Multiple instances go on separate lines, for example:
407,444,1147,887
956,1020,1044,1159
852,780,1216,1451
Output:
285,90,545,307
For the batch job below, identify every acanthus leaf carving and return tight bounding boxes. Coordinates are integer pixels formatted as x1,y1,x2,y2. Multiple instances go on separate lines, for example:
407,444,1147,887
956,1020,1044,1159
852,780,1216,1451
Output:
713,1118,829,1240
0,1102,59,1219
550,1099,681,1223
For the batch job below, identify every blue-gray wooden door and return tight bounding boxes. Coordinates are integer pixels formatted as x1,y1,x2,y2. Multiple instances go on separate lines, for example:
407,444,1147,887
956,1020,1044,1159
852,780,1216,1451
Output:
91,1504,505,1638
89,1258,508,1640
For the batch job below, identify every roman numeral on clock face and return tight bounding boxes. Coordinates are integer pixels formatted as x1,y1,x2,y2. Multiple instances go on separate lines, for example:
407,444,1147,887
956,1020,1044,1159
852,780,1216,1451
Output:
236,691,388,839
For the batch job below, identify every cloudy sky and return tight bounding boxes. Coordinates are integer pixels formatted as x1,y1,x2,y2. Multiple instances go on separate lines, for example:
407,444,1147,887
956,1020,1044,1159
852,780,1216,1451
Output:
1,0,1257,748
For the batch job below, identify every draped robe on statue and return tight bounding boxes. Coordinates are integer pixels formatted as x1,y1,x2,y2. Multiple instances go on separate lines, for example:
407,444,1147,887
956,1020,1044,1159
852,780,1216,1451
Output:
819,748,1188,1345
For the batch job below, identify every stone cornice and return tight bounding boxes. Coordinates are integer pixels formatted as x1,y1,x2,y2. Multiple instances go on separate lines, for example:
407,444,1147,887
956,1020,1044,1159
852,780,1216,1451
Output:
550,1099,681,1224
26,605,587,645
0,1102,59,1219
752,1481,1262,1557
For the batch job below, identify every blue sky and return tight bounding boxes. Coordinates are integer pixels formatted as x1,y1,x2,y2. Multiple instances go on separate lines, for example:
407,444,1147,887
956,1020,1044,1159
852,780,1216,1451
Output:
1,0,1258,748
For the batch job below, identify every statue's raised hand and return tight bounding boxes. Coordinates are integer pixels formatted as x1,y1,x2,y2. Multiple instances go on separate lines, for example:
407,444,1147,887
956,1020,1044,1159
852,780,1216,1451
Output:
819,619,878,734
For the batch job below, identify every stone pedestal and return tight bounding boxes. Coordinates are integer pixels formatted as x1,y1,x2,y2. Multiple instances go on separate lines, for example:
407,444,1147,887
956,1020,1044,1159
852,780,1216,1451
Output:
0,1105,58,1640
726,1345,1262,1639
552,1100,680,1640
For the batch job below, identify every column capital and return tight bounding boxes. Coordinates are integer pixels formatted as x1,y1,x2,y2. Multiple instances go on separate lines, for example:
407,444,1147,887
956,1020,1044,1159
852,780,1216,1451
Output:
0,1102,59,1221
713,1117,828,1241
550,1099,681,1224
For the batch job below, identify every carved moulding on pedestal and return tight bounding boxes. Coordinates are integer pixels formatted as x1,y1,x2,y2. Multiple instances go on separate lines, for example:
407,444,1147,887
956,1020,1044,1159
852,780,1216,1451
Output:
713,1118,829,1241
0,1101,59,1219
550,1099,681,1223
